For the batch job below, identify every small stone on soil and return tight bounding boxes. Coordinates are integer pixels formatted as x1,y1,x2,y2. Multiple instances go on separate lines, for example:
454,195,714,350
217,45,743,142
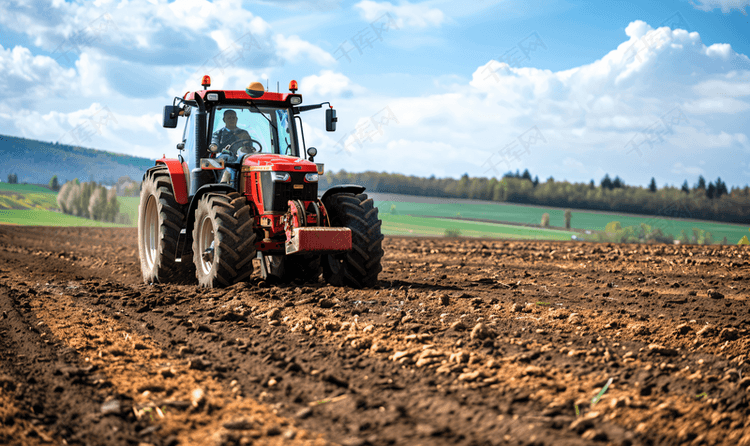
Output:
101,399,122,415
191,388,205,407
470,323,493,341
648,344,678,356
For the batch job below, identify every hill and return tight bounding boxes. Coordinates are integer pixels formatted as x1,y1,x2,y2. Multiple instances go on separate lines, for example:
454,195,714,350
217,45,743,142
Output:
0,134,155,185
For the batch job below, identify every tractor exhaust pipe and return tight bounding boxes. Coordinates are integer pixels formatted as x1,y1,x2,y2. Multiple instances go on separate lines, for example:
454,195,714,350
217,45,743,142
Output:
191,94,208,196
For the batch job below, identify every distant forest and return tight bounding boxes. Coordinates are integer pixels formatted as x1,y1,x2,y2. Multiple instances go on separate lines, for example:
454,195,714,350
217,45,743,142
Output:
320,169,750,225
0,134,154,185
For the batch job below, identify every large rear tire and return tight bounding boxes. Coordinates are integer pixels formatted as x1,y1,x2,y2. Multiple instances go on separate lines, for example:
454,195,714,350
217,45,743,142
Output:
138,167,194,284
322,193,383,288
192,192,256,288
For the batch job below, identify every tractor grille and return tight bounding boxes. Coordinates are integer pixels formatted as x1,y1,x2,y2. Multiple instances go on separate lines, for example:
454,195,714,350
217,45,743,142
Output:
260,172,318,212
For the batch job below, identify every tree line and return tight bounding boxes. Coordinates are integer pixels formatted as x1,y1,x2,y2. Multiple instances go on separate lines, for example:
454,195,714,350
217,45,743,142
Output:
320,170,750,225
56,180,129,224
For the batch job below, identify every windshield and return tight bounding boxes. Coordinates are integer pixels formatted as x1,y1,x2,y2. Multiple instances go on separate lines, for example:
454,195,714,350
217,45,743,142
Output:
210,106,296,156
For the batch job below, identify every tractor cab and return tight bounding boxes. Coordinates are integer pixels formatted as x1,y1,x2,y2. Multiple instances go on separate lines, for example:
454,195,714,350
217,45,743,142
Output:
164,78,335,197
208,105,294,157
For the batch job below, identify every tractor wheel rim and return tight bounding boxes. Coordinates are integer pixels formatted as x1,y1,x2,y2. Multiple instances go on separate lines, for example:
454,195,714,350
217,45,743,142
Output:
144,195,158,270
198,215,215,275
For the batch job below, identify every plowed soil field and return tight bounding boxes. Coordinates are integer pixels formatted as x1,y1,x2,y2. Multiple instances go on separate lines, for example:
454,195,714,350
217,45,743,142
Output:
1,226,749,446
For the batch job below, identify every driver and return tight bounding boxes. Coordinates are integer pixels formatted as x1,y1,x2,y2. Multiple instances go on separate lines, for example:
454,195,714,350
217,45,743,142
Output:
211,109,252,184
211,110,251,158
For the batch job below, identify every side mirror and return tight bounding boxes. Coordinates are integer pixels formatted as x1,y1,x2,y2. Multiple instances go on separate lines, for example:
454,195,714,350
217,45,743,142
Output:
163,105,179,128
325,108,337,132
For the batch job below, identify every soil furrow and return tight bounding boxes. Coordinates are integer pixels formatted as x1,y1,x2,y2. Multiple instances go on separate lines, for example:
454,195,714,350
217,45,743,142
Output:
0,226,749,445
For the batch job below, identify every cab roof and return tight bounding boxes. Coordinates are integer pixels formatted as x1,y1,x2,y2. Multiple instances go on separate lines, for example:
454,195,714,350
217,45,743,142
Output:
183,89,298,105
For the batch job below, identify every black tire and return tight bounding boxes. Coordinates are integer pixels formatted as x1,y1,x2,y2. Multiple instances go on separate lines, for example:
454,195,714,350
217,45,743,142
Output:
192,192,256,288
260,253,321,283
138,167,194,284
322,193,384,288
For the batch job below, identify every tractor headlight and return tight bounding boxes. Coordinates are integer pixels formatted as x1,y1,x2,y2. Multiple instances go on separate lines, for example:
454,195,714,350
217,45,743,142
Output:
270,172,291,182
304,173,319,182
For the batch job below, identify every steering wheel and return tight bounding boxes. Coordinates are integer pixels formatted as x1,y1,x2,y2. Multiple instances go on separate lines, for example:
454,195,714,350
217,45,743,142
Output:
225,138,262,155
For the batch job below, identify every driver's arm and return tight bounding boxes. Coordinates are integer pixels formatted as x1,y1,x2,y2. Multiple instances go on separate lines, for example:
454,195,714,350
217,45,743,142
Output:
211,129,223,147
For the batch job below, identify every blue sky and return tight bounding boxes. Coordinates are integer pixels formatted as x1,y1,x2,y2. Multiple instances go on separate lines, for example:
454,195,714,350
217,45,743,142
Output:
0,0,749,188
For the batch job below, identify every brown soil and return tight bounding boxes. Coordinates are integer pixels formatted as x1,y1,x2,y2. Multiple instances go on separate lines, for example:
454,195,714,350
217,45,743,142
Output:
0,226,748,446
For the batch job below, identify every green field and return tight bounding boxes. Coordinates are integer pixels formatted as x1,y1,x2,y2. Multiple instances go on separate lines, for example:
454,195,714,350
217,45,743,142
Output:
373,193,748,243
0,183,58,210
381,214,577,240
0,183,56,193
0,209,129,227
119,196,140,226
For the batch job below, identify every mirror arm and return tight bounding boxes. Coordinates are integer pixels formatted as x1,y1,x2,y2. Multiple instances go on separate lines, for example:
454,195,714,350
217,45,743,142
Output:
292,102,332,114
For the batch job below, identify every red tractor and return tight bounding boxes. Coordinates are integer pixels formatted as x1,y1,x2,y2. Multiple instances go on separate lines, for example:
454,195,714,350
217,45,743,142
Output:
138,76,383,288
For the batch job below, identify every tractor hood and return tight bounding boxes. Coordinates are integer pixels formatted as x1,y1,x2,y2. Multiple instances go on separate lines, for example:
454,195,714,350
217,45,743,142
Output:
242,154,317,173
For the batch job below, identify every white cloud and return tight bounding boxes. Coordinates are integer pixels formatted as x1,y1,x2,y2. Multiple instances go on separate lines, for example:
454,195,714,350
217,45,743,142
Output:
0,44,76,99
0,1,328,81
248,0,343,12
300,70,366,98
671,162,704,175
562,157,588,174
273,34,336,66
690,0,749,15
683,96,750,114
354,0,445,29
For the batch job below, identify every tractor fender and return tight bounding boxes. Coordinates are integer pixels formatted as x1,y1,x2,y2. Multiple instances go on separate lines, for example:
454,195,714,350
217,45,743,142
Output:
154,159,189,205
320,184,366,203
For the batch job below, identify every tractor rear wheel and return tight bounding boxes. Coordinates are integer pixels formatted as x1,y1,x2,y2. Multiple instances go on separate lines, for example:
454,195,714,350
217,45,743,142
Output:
322,193,384,288
138,167,194,284
192,192,256,288
259,253,321,283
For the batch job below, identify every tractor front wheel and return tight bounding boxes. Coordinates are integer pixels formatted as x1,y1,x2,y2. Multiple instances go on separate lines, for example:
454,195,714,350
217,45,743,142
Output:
192,192,256,288
322,193,384,288
138,167,194,284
